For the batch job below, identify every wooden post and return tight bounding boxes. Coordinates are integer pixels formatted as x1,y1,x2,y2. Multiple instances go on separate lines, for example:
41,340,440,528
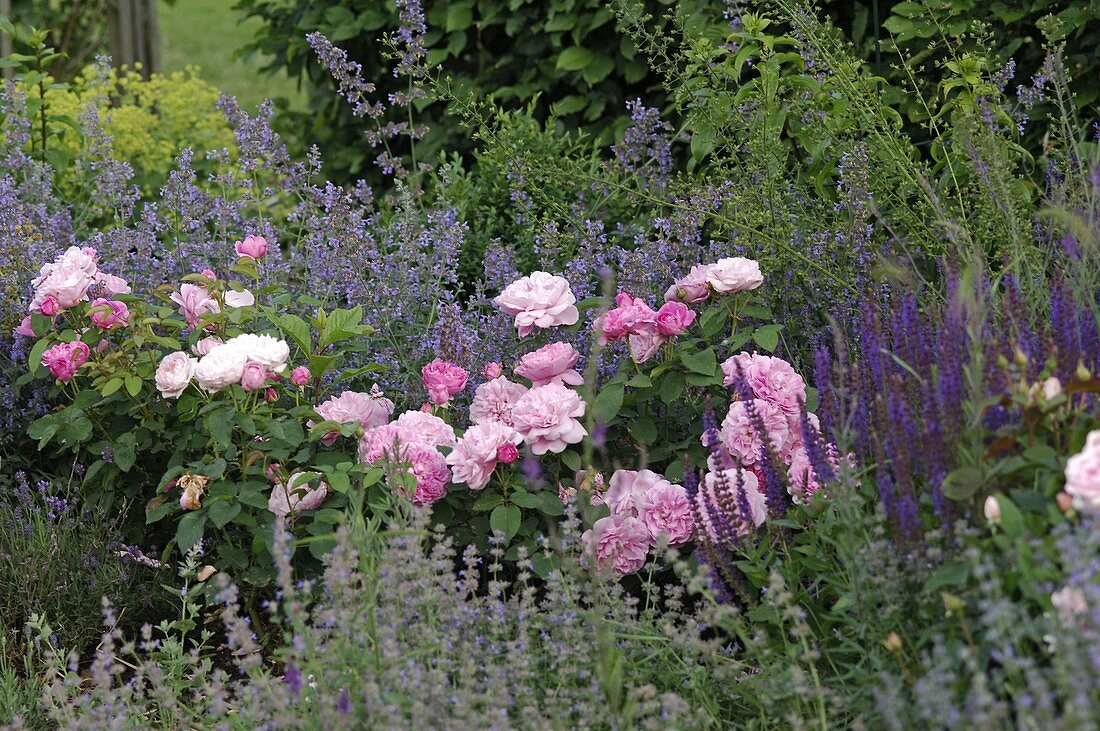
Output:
106,0,159,76
0,0,13,81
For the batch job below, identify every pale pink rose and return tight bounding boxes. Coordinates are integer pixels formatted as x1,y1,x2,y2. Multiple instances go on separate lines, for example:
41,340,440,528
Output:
1065,430,1100,514
514,342,583,387
224,288,255,308
1051,586,1088,625
15,315,35,337
41,341,89,381
31,264,95,312
694,469,767,546
171,283,220,328
94,272,131,296
655,301,696,336
239,361,268,392
581,514,652,576
627,324,667,364
88,298,130,329
422,359,468,404
664,264,712,303
33,246,96,284
482,362,503,379
155,351,196,399
224,333,289,372
511,383,587,455
604,469,671,516
781,411,820,463
234,234,269,260
1042,377,1063,401
192,336,224,356
446,422,522,489
359,430,450,505
394,410,457,447
313,390,396,445
357,424,422,463
496,442,519,464
469,377,528,426
290,366,311,386
719,398,791,466
636,482,694,545
786,449,821,505
267,472,329,518
194,342,248,392
722,352,807,415
705,257,763,293
494,271,580,337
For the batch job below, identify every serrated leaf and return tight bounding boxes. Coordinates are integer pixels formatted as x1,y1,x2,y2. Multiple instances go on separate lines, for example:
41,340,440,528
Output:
752,325,783,353
271,312,312,354
510,490,542,509
680,348,717,376
472,492,505,511
628,416,657,445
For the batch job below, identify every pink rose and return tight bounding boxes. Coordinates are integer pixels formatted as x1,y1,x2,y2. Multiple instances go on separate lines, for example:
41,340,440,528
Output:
155,351,196,399
655,301,696,336
41,341,89,381
1065,430,1100,514
494,271,580,338
94,272,131,296
192,336,224,356
721,352,807,415
268,472,329,518
719,398,791,466
592,308,629,343
235,234,269,260
239,361,268,392
636,482,694,545
171,283,220,328
604,469,671,516
511,383,587,455
482,362,503,379
290,366,311,386
422,359,468,404
15,315,35,337
694,468,767,547
627,324,667,364
705,257,764,293
496,442,519,464
37,296,60,317
394,410,457,447
313,390,396,445
359,429,450,505
581,514,652,576
358,424,422,463
446,421,522,489
664,264,712,303
31,263,95,312
88,298,130,329
514,342,584,387
469,377,528,426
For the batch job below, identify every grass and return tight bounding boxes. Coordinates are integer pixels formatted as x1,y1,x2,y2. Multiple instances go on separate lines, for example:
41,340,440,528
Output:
156,0,306,112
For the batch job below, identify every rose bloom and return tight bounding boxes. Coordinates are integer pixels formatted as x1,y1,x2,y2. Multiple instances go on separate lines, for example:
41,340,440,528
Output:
636,482,694,545
394,410,457,447
482,361,503,379
268,472,329,518
1065,430,1100,514
664,264,712,304
581,514,652,576
494,271,580,337
358,424,422,463
224,333,289,372
89,298,130,329
313,390,396,446
604,469,673,516
786,448,823,505
94,271,131,296
177,473,209,511
289,366,311,386
235,234,269,259
719,398,791,466
514,342,584,387
192,336,224,356
627,324,667,364
654,301,696,336
171,283,220,328
469,377,528,426
360,434,450,505
1051,586,1088,625
422,359,468,404
239,361,268,392
705,257,764,293
496,442,519,464
694,469,767,547
30,263,96,313
15,315,35,338
511,383,587,455
446,422,523,489
224,288,255,308
155,351,196,399
194,342,249,392
721,352,807,414
41,341,90,382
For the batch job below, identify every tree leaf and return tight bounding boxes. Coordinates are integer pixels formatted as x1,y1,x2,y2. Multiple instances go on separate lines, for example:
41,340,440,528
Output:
556,46,595,71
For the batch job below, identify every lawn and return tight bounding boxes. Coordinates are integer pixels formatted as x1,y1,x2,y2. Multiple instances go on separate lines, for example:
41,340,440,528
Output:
156,0,306,112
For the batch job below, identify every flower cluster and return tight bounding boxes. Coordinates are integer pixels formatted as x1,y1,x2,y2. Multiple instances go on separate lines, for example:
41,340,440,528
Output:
157,333,290,397
664,257,763,303
581,469,695,575
28,246,130,318
593,292,696,363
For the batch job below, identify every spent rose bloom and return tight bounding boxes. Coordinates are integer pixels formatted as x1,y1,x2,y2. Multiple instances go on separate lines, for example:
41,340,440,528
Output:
239,361,268,392
654,301,696,336
581,514,652,576
194,342,248,392
155,351,196,399
290,366,311,386
422,359,468,404
41,341,90,382
514,342,584,387
313,390,396,445
705,257,764,293
394,410,458,447
469,377,528,426
171,283,220,328
1065,430,1100,514
178,474,209,511
267,472,329,518
88,298,130,329
234,234,269,259
494,271,580,337
511,383,587,455
664,264,713,303
635,483,694,545
482,362,503,379
627,324,667,364
604,469,672,516
446,422,523,489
